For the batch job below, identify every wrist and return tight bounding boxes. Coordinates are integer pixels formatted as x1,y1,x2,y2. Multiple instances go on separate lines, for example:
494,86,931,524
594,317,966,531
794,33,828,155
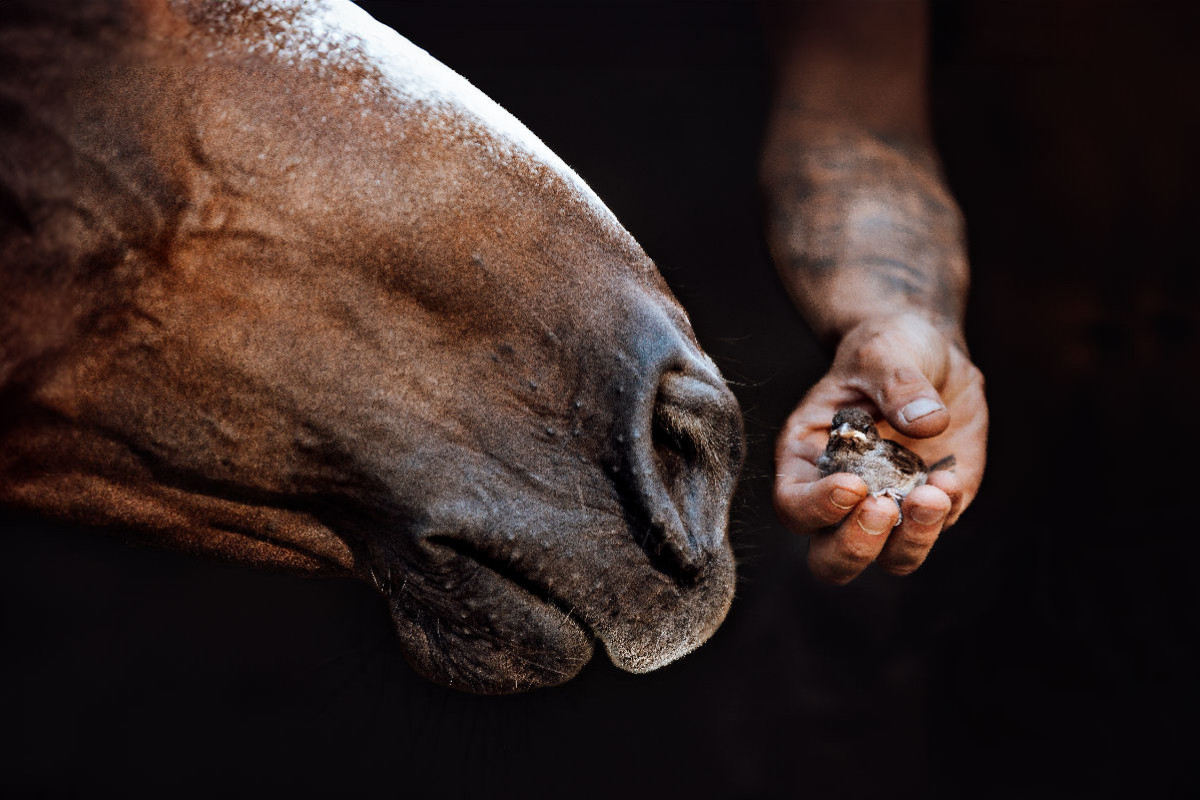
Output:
825,302,965,345
827,309,968,356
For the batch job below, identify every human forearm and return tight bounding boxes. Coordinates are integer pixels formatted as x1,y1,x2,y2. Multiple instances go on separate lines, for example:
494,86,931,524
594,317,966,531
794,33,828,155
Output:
760,0,968,347
764,1,987,582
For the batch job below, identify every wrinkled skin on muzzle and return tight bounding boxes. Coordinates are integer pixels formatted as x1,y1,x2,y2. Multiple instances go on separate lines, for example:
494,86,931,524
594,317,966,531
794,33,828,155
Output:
0,0,744,693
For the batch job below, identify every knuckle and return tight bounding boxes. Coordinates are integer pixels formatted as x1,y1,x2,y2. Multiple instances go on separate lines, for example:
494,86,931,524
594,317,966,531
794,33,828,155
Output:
964,363,987,395
882,537,935,574
942,493,975,528
841,328,892,372
835,537,877,568
947,487,970,511
774,486,838,536
898,525,941,550
881,365,929,404
859,333,898,366
937,200,968,243
810,558,858,586
880,558,923,577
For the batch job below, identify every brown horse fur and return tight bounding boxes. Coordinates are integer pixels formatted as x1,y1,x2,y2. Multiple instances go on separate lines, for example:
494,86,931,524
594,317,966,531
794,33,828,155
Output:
0,0,744,693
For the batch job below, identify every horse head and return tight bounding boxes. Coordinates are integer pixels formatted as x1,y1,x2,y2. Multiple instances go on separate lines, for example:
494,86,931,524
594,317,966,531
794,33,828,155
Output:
0,0,743,693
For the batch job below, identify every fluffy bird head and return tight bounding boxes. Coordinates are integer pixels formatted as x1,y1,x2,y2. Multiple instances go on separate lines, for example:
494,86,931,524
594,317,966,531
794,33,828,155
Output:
828,407,879,454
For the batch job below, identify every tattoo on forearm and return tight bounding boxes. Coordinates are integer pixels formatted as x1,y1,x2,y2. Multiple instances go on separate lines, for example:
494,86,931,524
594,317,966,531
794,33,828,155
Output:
762,114,968,341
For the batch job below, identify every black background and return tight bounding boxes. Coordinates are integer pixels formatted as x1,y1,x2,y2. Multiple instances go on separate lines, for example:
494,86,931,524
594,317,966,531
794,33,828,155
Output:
3,1,1198,796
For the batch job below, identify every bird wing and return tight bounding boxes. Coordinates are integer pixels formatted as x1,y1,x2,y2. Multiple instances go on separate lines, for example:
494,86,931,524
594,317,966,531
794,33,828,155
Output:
880,439,928,475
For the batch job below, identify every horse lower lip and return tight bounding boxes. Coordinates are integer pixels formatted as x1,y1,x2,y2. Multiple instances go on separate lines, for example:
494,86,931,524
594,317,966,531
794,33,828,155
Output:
424,535,594,641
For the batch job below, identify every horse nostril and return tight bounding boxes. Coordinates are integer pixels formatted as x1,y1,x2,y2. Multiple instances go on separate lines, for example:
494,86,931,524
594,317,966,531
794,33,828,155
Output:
652,378,719,511
626,369,744,580
651,403,695,509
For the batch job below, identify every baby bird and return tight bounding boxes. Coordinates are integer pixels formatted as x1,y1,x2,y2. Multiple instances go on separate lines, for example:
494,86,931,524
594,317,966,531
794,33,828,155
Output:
817,407,954,506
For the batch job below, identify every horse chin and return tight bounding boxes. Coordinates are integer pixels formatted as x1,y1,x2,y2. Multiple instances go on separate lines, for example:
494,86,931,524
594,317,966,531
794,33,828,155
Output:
384,546,596,694
379,527,736,694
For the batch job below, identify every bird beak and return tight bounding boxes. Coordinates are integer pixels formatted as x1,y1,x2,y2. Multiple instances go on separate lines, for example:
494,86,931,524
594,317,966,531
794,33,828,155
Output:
834,423,868,443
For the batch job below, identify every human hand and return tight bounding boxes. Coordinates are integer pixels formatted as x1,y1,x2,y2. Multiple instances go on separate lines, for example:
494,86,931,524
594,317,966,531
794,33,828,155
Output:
774,313,987,584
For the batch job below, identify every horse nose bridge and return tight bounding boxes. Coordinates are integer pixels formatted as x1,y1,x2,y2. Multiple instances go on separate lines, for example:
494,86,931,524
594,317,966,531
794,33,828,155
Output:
615,344,745,581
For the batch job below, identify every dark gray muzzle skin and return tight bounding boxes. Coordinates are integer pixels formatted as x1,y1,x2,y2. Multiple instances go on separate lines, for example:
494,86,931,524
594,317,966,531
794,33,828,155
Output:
0,0,745,693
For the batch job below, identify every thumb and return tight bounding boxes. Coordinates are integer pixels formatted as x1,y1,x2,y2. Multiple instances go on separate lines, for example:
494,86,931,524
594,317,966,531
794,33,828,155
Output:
836,316,952,439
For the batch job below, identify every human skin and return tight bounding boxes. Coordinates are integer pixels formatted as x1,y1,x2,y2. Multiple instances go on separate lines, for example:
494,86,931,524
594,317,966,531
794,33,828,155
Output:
761,0,988,583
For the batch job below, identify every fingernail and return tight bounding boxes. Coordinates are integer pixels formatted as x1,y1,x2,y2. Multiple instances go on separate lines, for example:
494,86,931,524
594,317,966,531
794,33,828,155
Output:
829,487,861,509
910,505,947,526
857,507,894,535
899,397,944,424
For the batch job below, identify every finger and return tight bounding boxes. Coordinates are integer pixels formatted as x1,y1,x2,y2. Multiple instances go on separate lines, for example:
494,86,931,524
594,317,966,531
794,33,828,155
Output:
838,319,951,439
926,470,965,527
877,484,951,575
807,495,900,585
775,472,869,536
775,434,824,483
